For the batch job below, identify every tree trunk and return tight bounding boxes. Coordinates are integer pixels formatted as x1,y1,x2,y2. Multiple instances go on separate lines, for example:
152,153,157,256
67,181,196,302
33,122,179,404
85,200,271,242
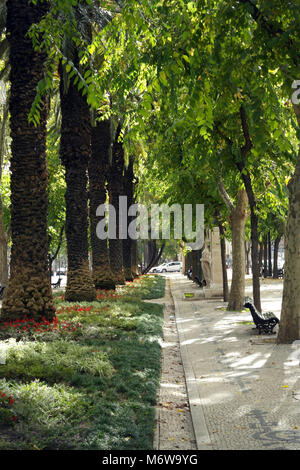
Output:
186,251,192,274
268,232,272,277
0,93,9,285
277,104,300,343
263,237,268,277
131,239,139,277
250,211,261,311
89,119,115,290
259,242,263,273
191,250,198,282
219,223,229,302
183,253,188,275
1,1,55,322
59,59,96,302
142,241,157,274
245,241,251,275
227,190,248,311
48,223,65,281
143,243,165,275
108,124,126,285
0,194,8,285
236,106,261,311
273,236,281,279
122,156,134,281
237,169,261,310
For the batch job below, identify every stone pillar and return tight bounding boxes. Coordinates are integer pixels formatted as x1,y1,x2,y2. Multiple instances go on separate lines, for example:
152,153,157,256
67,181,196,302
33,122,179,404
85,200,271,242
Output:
181,252,186,274
211,227,223,287
199,228,223,298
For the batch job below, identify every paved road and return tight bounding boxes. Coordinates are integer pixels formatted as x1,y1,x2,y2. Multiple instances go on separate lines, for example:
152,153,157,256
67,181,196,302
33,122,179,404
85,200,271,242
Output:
167,273,300,450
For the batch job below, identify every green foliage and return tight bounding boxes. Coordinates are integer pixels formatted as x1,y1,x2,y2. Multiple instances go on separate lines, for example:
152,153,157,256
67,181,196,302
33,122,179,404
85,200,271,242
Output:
0,168,10,230
46,94,66,256
88,0,298,243
1,339,115,381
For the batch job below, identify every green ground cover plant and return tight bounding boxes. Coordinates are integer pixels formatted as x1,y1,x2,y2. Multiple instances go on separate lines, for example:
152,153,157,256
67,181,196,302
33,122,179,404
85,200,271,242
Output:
0,274,165,450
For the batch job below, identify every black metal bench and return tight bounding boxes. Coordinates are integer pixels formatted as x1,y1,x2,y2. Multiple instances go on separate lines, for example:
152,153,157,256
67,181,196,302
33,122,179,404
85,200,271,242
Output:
277,268,284,279
194,276,206,288
51,278,62,289
0,285,6,300
244,299,279,335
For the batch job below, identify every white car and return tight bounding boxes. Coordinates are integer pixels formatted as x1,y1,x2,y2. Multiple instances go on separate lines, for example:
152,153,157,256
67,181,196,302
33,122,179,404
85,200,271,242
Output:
149,263,168,273
159,261,182,273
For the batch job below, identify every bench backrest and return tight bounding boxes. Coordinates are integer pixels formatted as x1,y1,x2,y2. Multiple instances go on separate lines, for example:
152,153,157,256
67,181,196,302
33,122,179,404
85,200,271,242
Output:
244,302,279,325
244,302,262,325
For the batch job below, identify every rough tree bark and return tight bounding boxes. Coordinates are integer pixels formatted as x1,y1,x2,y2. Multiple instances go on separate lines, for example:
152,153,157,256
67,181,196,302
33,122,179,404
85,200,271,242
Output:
277,104,300,343
59,57,96,302
88,119,116,290
122,155,134,281
227,190,248,311
1,0,55,321
108,123,126,285
130,170,140,278
218,179,248,311
0,96,9,285
0,194,8,285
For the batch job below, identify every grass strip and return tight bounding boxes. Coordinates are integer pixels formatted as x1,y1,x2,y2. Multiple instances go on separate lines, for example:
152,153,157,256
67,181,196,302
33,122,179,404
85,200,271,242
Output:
0,274,165,450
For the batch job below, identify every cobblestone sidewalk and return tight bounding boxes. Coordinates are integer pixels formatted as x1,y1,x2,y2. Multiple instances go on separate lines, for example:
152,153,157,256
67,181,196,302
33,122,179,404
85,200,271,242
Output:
148,279,197,450
169,274,300,450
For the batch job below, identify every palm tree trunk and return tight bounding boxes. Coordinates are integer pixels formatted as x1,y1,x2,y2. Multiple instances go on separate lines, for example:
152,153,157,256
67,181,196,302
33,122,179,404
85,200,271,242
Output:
0,194,8,285
122,156,134,281
89,119,115,290
1,0,55,321
130,174,139,277
107,124,125,285
59,59,96,302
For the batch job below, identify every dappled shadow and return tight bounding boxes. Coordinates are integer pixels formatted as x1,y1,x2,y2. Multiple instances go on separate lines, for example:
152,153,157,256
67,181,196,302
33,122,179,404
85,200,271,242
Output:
170,275,300,449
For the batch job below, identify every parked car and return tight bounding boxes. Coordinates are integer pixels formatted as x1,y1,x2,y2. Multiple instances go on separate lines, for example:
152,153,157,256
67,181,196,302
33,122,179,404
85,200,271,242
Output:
149,263,168,273
160,261,182,273
56,270,66,276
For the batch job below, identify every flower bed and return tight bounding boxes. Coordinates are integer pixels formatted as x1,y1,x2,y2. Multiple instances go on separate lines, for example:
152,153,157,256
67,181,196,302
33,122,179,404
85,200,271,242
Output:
0,315,82,337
